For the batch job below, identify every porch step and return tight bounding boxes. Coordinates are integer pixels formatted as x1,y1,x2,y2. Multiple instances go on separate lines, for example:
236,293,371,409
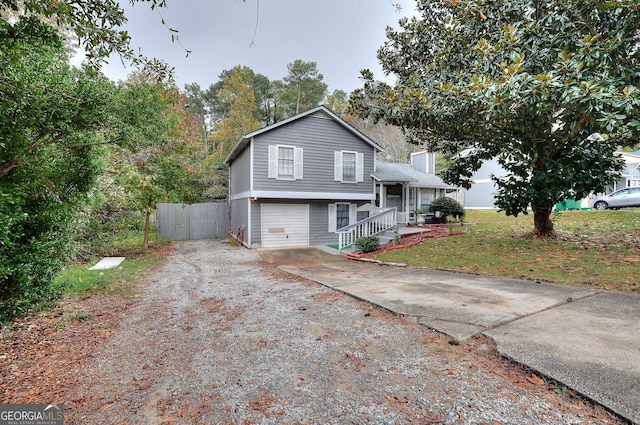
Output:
377,229,398,245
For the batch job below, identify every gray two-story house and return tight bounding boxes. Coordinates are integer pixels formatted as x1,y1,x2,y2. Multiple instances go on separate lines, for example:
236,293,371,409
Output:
225,106,384,248
225,106,458,249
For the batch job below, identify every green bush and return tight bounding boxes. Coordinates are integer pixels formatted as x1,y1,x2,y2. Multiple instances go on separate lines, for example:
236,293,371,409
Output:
430,197,465,223
354,236,380,253
0,189,75,323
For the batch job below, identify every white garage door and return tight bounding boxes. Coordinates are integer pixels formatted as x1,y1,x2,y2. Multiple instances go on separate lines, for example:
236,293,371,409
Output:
261,204,309,248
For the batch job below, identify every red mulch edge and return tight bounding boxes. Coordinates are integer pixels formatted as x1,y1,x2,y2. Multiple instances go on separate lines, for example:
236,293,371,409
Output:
347,225,465,260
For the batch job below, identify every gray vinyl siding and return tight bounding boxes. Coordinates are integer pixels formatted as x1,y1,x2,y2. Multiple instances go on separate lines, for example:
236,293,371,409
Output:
230,198,249,244
250,200,261,247
227,107,381,248
463,183,497,209
229,143,251,196
463,159,504,208
249,199,369,247
309,202,335,245
252,114,375,195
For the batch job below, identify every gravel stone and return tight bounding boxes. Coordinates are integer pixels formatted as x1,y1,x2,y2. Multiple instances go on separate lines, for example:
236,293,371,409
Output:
68,239,623,424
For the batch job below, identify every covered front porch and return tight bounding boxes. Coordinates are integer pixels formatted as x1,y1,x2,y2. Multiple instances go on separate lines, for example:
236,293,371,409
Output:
372,161,459,225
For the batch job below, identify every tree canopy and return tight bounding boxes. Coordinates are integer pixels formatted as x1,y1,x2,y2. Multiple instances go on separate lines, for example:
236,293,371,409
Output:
1,0,174,80
0,2,174,319
185,60,330,130
351,0,640,236
211,66,261,158
0,35,168,320
282,59,328,116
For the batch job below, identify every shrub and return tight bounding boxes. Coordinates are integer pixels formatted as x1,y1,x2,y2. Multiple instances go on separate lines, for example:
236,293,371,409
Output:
354,236,380,253
430,197,465,223
0,192,74,323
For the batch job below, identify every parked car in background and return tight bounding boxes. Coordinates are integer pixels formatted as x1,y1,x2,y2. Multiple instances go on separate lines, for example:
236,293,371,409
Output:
591,187,640,210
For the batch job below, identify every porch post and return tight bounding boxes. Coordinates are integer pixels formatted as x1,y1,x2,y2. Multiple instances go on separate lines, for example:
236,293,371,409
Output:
404,185,410,224
380,183,385,208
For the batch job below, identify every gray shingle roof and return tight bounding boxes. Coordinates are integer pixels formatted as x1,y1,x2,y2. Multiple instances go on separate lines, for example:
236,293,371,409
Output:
372,162,457,189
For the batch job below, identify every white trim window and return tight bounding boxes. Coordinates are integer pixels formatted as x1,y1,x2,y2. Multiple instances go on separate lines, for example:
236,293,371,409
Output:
334,150,364,183
419,188,437,211
629,166,640,187
269,145,303,180
328,202,357,232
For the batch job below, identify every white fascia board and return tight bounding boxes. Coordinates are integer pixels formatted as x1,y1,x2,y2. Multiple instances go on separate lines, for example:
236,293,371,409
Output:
251,191,374,200
230,191,251,200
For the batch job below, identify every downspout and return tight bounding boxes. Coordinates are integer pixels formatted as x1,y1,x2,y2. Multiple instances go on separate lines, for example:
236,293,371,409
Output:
227,159,233,242
248,137,254,247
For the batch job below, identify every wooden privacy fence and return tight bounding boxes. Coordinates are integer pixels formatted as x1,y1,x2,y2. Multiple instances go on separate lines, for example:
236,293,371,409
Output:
156,202,229,241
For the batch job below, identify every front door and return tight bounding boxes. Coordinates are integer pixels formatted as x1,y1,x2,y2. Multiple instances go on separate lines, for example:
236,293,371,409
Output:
385,184,403,210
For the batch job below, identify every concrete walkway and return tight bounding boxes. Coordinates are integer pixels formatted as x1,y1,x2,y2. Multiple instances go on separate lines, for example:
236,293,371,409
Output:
259,247,640,424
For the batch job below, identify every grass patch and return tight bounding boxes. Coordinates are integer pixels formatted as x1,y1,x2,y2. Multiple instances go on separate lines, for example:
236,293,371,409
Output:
374,209,640,292
53,231,170,298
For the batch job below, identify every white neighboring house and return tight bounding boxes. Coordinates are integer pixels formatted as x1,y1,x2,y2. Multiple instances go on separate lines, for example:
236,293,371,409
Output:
458,149,640,209
611,149,640,190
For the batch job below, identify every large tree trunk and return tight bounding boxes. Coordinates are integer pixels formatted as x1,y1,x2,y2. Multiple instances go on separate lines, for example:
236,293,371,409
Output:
532,204,555,237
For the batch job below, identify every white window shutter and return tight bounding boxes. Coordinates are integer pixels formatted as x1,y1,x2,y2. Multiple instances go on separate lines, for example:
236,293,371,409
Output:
268,145,277,179
328,203,337,232
294,147,303,180
334,151,342,181
356,153,364,182
349,203,357,225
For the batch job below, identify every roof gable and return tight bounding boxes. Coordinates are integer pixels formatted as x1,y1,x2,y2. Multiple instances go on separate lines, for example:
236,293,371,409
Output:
224,105,383,164
622,162,640,175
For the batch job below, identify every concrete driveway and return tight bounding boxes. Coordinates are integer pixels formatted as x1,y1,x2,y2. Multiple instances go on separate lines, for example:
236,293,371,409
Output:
260,247,640,424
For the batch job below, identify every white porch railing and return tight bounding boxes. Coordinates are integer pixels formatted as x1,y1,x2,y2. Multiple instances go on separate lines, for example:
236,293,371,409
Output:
337,207,397,251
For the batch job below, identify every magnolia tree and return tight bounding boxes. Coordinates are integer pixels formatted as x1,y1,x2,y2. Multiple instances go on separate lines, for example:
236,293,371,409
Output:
351,0,640,236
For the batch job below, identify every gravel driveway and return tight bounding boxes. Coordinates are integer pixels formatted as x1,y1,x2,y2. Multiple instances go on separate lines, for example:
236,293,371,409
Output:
68,239,621,424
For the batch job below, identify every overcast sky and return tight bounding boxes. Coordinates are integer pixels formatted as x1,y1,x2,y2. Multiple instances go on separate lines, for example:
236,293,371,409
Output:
101,0,418,94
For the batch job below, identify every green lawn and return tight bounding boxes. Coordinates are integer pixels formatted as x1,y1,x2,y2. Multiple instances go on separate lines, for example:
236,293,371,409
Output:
53,231,170,298
374,209,640,292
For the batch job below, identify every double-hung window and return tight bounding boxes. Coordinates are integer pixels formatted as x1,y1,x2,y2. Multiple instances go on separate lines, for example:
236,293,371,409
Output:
278,146,294,179
342,152,357,182
334,150,364,183
268,145,303,180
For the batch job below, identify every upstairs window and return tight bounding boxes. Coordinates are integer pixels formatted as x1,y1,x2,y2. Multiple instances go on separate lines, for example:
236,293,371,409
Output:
268,145,303,180
342,152,356,182
334,151,364,183
278,146,294,178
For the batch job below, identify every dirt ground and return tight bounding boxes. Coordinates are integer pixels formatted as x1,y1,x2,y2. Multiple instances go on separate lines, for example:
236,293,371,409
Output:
0,239,626,424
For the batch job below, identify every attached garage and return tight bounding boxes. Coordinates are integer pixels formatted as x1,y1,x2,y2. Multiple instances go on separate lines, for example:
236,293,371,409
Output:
260,204,309,248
